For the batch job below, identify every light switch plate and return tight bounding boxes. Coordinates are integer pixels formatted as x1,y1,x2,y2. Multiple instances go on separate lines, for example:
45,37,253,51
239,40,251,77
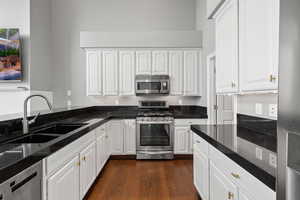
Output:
255,103,263,115
256,147,263,160
269,154,277,167
269,104,278,117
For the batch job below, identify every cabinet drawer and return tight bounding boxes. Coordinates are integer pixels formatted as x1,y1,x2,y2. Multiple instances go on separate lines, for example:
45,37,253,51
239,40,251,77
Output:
209,145,275,200
175,119,207,126
193,133,209,156
45,130,95,176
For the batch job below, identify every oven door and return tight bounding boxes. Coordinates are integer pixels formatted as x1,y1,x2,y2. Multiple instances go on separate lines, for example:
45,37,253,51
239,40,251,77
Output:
136,121,174,151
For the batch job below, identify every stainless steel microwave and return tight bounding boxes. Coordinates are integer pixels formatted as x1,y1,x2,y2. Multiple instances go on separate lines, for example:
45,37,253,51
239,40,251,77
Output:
135,75,170,96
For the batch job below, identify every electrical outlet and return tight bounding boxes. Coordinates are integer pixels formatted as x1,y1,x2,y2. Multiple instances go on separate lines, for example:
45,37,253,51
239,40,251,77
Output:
269,154,277,168
269,104,278,117
255,103,263,115
67,90,72,97
67,100,72,107
178,99,183,105
115,99,119,105
256,147,263,160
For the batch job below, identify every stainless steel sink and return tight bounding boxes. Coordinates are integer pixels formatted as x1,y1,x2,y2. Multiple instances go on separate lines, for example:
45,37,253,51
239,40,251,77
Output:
8,134,58,144
35,123,87,135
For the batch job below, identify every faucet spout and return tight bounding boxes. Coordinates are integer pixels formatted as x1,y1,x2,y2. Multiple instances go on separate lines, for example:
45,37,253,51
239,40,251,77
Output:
22,94,53,134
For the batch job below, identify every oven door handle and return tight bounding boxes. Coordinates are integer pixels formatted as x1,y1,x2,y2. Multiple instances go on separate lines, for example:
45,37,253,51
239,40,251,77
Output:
137,121,174,125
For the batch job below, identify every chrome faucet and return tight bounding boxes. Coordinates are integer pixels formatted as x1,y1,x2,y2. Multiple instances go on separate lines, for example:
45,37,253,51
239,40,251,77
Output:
22,94,53,134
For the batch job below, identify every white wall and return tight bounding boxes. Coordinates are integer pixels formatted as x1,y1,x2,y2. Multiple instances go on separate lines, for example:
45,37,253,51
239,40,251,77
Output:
50,0,200,107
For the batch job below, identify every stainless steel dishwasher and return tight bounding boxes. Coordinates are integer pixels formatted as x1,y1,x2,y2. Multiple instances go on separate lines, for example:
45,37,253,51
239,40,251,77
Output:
0,161,42,200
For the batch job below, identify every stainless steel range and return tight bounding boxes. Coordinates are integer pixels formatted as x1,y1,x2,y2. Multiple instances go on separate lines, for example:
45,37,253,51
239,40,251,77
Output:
136,101,174,160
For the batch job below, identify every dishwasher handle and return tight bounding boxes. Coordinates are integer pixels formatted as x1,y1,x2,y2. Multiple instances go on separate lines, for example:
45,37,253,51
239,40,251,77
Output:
11,172,37,193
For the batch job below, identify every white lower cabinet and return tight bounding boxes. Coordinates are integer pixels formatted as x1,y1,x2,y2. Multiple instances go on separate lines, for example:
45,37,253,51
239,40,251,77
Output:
45,124,111,200
174,119,207,154
174,126,189,154
192,132,276,200
194,146,209,200
80,142,96,199
210,162,238,200
107,119,136,155
47,156,80,200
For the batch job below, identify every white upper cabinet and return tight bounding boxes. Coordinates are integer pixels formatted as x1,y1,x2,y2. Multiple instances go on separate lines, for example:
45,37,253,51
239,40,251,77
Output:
169,51,183,95
86,50,102,96
215,0,239,94
119,51,135,96
152,51,168,75
103,50,118,96
239,0,279,92
207,0,224,18
136,51,152,75
184,50,201,96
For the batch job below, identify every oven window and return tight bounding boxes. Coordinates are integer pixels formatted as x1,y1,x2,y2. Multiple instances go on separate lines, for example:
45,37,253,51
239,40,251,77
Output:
140,124,170,146
137,82,161,91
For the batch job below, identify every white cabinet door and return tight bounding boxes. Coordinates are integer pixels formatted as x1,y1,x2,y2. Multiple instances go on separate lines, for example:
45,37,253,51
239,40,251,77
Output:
103,50,118,96
174,126,189,154
124,120,136,155
104,132,110,162
80,142,96,199
96,131,106,174
189,130,194,153
109,120,124,155
152,51,168,75
136,51,152,75
194,147,209,200
184,51,200,96
47,156,80,200
215,0,239,94
119,51,135,96
239,189,257,200
169,51,183,95
210,162,238,200
239,0,279,92
86,50,102,96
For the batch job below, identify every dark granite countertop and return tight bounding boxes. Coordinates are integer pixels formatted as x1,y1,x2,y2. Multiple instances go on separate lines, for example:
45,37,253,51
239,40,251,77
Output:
191,124,277,191
0,105,207,184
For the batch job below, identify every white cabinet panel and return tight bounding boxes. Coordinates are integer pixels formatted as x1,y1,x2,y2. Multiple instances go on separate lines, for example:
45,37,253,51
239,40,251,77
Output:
239,0,279,92
239,188,257,200
184,51,200,96
174,126,189,154
152,51,168,75
119,51,135,96
109,120,124,155
210,162,238,200
215,0,239,94
47,156,80,200
103,50,118,96
136,51,152,75
169,51,183,95
86,50,102,96
124,120,136,155
194,147,209,200
80,142,96,199
96,129,106,174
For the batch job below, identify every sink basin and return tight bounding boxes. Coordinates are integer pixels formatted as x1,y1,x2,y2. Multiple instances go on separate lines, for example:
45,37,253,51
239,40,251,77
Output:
35,123,86,135
8,134,58,144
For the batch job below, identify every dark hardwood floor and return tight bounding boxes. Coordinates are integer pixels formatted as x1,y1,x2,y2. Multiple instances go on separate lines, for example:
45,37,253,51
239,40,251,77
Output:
86,159,200,200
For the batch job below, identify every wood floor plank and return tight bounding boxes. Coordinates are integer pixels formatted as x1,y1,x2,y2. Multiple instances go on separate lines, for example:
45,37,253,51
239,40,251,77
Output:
86,159,199,200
